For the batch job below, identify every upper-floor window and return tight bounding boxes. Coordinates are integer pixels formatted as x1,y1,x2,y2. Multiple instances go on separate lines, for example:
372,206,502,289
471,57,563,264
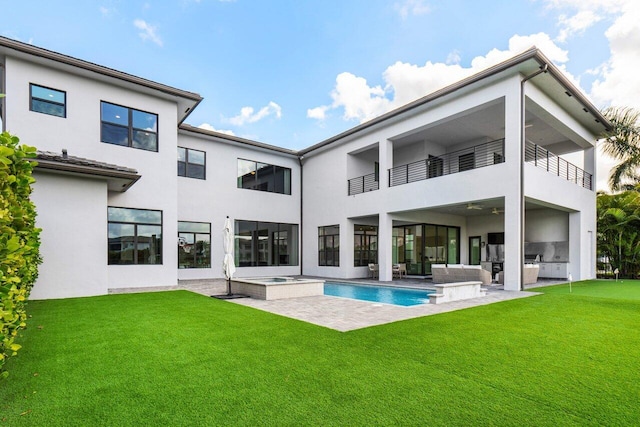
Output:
237,159,291,195
108,207,162,265
30,84,66,118
101,101,158,152
178,147,206,179
178,221,211,268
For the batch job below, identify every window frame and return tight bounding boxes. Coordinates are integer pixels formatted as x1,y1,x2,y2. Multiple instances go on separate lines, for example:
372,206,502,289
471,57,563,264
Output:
234,220,299,267
178,221,211,269
100,101,159,152
237,158,291,195
178,147,206,180
354,225,378,267
107,206,163,265
318,225,340,267
30,83,66,118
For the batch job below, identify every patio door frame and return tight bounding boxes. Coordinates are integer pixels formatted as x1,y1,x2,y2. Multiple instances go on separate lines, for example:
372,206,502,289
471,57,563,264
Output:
469,235,481,265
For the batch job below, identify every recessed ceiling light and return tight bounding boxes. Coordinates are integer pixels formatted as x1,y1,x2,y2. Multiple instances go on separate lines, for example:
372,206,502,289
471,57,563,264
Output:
115,115,120,119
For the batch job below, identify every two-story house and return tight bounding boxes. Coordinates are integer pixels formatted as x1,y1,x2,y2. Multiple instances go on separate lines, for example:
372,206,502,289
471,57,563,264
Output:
0,37,608,298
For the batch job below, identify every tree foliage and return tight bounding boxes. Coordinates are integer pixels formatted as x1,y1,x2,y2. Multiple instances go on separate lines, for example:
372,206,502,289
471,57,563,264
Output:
601,107,640,192
0,132,41,379
597,189,640,278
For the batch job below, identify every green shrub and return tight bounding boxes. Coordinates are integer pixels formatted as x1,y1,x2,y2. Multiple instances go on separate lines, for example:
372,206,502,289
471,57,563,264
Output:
0,131,41,378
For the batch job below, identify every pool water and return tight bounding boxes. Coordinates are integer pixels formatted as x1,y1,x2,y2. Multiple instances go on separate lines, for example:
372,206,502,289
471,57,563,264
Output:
324,282,434,306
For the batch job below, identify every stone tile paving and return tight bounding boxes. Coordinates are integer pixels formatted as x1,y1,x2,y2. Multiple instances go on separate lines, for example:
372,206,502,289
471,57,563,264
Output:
111,277,560,332
227,288,538,332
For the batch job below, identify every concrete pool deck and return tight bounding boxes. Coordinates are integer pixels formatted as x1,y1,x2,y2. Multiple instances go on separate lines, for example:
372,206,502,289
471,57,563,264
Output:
110,277,550,332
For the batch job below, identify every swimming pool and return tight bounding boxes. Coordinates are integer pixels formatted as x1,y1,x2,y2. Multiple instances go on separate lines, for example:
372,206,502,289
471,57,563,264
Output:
324,282,434,306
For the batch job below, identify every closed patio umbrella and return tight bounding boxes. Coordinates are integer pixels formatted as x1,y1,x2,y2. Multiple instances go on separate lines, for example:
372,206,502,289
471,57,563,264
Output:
222,216,236,295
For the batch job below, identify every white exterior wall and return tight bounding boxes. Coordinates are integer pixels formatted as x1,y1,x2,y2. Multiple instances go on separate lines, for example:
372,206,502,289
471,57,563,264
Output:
177,133,301,279
303,72,597,287
30,173,108,299
5,56,179,290
3,47,602,298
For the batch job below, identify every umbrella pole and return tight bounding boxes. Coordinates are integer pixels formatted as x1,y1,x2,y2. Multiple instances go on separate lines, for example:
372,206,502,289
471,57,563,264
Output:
227,277,231,296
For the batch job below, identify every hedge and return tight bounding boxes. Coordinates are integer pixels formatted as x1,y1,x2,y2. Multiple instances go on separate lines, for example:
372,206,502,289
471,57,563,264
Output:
0,131,41,379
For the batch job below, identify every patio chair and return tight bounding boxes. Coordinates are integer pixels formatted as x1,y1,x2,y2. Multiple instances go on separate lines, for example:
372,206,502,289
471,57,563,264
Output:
368,263,379,279
393,263,407,279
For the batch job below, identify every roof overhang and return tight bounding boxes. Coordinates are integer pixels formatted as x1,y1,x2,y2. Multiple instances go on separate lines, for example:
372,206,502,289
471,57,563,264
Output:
0,36,203,125
300,47,611,156
33,152,141,192
179,124,299,157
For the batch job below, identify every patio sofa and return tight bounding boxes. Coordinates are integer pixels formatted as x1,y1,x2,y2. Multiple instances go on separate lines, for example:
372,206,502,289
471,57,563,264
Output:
497,264,539,285
431,264,493,286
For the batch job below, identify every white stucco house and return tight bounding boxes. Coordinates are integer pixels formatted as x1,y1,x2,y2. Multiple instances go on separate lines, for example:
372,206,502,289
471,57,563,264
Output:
0,37,609,298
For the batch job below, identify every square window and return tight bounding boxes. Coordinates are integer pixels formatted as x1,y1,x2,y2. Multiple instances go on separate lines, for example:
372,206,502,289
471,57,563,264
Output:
101,101,158,152
178,147,206,179
30,84,66,118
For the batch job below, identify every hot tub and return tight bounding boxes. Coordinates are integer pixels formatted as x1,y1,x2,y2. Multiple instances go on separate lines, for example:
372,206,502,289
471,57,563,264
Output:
230,277,325,300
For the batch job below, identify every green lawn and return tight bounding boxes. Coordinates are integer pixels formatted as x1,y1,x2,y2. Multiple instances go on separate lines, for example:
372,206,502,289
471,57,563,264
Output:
2,282,639,426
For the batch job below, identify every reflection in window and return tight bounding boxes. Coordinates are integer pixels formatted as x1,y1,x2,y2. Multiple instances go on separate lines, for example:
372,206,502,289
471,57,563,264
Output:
237,159,291,195
178,147,206,179
108,207,162,265
319,225,340,267
234,220,298,267
30,84,66,117
178,221,211,268
354,225,377,266
101,101,158,151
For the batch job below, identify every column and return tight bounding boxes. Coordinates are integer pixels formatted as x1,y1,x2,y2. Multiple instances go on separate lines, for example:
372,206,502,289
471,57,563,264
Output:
378,212,393,281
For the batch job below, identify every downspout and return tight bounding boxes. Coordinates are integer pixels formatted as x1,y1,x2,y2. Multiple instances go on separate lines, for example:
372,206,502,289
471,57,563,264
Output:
298,155,304,276
520,64,548,290
0,62,5,132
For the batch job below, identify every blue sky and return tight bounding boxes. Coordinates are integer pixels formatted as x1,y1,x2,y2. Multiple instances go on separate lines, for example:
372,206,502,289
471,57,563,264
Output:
1,1,638,189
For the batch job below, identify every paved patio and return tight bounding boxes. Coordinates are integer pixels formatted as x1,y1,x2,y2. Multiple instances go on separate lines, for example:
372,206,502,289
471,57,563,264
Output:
111,277,554,332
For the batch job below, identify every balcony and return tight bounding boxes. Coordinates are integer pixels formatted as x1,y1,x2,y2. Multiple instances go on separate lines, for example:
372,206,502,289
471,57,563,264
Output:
348,172,379,196
525,141,592,190
389,139,505,187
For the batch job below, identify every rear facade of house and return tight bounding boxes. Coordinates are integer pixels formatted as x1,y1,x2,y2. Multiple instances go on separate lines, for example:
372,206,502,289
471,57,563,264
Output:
0,37,608,298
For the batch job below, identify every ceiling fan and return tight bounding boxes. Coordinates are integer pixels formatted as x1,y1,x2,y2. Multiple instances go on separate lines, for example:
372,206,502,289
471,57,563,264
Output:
467,203,483,210
492,207,504,215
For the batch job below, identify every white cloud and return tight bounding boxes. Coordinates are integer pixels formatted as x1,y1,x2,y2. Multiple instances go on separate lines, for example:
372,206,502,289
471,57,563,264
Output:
226,101,282,126
307,106,329,120
445,50,461,65
99,6,115,17
309,33,573,124
556,10,602,42
133,19,163,47
197,123,236,136
395,0,431,19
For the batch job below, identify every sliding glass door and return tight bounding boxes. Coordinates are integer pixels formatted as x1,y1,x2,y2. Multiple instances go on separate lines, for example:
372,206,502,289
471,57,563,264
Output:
393,223,460,275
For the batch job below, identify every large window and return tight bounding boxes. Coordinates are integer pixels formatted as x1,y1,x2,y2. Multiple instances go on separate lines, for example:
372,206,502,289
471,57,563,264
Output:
108,207,162,265
237,159,291,195
235,220,298,267
178,147,206,179
354,225,377,266
319,225,339,267
101,101,158,151
178,221,211,268
30,84,66,118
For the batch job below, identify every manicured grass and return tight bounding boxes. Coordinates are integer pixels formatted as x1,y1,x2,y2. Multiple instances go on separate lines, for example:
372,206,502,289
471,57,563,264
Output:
535,278,640,300
2,288,639,426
